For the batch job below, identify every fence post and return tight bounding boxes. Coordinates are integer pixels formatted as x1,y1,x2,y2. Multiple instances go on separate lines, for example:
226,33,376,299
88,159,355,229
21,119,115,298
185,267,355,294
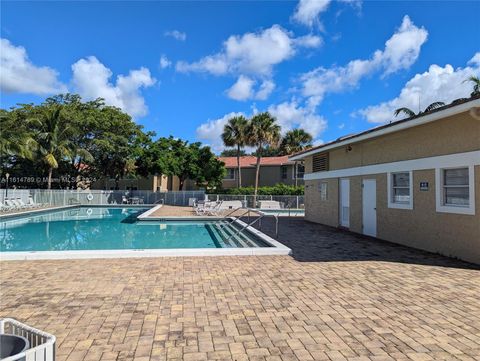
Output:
296,196,299,209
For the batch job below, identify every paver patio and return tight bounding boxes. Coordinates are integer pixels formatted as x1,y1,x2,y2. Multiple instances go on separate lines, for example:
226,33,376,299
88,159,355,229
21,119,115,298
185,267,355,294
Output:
1,218,479,361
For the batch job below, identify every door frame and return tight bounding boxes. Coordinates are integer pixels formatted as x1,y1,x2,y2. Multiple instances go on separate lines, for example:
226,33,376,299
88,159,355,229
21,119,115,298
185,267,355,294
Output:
362,178,377,237
339,178,350,228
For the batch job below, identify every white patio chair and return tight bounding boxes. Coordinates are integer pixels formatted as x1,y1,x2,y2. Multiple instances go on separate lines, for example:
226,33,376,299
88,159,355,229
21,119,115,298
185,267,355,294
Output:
27,197,44,208
4,199,20,210
0,201,14,211
195,201,219,215
204,201,224,216
17,198,33,209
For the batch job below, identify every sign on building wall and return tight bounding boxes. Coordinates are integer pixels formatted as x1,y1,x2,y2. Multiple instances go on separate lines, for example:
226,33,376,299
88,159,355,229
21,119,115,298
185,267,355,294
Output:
420,181,429,191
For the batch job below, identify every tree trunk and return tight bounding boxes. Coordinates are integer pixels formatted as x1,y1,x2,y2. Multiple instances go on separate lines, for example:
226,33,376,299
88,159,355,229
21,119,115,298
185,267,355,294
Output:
47,167,53,189
294,161,298,187
254,149,262,208
237,145,242,188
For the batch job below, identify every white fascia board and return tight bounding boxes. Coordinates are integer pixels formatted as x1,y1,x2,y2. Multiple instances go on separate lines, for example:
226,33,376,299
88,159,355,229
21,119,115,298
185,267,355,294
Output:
290,100,480,161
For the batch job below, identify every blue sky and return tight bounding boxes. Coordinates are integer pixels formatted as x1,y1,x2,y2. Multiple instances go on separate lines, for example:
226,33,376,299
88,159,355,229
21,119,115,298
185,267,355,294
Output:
1,0,479,153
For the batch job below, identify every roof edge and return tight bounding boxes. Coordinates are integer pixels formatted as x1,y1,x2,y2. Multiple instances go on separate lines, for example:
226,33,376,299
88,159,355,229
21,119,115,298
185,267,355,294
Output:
290,98,480,161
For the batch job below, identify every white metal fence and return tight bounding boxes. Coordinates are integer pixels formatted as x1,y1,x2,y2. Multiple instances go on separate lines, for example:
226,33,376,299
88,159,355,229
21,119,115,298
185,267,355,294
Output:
0,189,304,209
0,189,206,207
206,194,304,209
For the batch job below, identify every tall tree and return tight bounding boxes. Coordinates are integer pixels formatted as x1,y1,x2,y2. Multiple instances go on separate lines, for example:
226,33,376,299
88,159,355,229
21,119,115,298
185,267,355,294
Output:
221,116,248,188
246,112,281,205
463,76,480,97
0,110,35,162
280,129,313,187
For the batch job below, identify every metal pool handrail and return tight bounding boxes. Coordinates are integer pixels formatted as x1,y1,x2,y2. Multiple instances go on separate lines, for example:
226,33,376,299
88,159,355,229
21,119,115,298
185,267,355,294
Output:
223,208,280,241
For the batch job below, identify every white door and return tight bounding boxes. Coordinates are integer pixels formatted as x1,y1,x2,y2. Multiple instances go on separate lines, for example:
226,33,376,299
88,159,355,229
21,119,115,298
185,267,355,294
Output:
339,178,350,228
362,179,377,237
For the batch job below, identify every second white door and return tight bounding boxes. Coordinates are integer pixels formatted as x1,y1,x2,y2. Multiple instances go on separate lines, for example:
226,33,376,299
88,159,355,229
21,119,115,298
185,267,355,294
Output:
362,179,377,237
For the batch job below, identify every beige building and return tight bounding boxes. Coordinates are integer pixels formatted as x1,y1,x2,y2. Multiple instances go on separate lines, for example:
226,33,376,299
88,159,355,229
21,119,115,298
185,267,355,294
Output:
218,156,304,189
290,97,480,264
91,174,194,191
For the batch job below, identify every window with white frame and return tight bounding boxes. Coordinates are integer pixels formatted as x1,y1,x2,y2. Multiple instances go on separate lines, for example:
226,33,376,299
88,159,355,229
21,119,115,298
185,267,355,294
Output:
296,164,305,179
442,168,469,206
436,166,475,215
388,171,412,209
224,168,235,180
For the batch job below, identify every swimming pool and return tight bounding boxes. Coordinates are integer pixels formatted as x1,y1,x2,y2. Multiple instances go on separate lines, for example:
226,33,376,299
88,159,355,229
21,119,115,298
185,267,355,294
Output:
0,207,290,259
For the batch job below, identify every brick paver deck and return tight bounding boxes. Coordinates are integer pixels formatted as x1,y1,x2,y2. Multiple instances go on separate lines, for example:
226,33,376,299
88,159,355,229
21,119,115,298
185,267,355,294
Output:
1,218,479,361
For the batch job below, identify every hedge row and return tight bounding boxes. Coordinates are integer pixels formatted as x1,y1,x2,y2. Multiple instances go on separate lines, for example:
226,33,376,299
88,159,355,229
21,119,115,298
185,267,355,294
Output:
208,183,304,195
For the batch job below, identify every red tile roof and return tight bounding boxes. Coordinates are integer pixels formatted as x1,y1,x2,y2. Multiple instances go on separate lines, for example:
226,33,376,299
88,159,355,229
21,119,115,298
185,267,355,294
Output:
218,156,293,168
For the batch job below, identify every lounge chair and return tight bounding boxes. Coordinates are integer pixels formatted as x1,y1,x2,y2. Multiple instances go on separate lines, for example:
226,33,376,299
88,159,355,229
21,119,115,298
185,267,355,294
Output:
0,201,14,212
204,201,224,216
17,198,34,209
258,200,282,209
195,201,222,216
27,197,44,208
4,199,20,210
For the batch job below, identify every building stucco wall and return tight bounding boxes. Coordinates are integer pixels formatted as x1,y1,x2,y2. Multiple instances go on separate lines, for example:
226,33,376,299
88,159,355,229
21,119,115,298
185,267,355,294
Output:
221,165,304,189
301,110,480,264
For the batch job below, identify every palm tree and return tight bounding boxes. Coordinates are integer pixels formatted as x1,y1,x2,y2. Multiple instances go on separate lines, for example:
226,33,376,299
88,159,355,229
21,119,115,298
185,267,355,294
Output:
221,116,248,188
246,112,281,205
0,111,35,160
463,76,480,97
394,102,445,118
31,106,76,189
280,129,313,186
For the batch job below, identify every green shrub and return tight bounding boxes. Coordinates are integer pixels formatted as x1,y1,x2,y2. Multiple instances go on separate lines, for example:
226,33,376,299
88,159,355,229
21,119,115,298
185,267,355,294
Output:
207,183,304,195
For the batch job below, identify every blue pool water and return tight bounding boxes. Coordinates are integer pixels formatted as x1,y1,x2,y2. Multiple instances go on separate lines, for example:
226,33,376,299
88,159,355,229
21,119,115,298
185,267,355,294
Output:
0,207,269,252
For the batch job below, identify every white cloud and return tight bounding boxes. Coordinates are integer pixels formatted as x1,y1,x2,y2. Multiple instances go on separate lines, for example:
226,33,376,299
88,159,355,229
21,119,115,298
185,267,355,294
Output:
300,15,428,106
380,15,429,75
255,80,276,100
164,30,186,41
177,25,316,77
293,0,331,28
0,38,67,95
268,101,327,138
71,56,156,118
358,53,480,123
226,76,276,101
227,75,255,101
176,55,228,75
294,34,323,48
177,25,320,101
159,55,171,69
196,111,245,152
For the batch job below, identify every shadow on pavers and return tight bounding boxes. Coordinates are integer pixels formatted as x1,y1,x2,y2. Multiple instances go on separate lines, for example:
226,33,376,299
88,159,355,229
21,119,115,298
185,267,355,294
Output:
243,217,480,270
